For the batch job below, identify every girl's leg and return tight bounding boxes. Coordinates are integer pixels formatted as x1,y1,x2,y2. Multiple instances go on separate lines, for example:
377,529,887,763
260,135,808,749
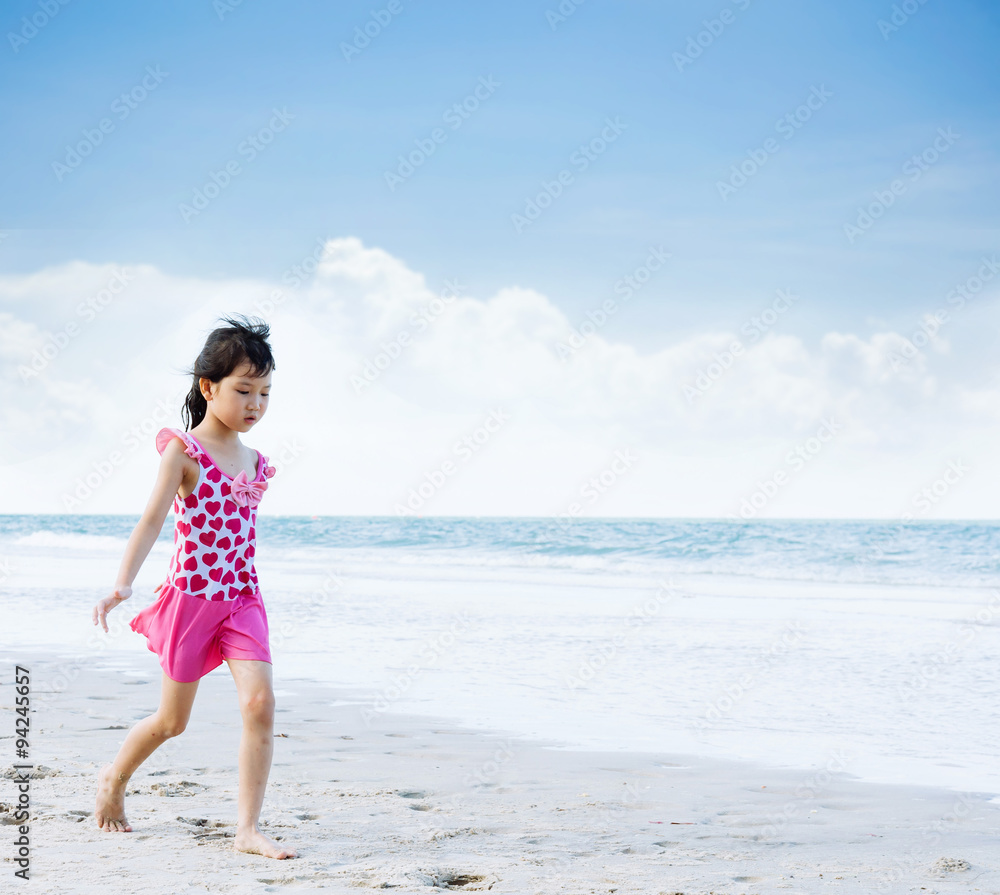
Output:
95,672,200,832
226,658,297,859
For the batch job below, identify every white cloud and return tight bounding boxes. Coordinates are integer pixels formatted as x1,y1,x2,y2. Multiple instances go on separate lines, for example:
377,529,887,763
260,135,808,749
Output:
2,236,999,517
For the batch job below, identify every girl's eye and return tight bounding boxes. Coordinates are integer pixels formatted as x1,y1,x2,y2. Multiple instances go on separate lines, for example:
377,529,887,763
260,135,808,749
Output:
238,390,249,395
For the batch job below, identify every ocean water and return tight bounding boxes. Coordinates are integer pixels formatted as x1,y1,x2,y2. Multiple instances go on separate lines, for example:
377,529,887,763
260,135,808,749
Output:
2,515,998,795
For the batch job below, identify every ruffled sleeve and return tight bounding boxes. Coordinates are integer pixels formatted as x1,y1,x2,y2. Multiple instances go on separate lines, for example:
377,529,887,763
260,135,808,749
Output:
155,427,201,459
260,454,276,478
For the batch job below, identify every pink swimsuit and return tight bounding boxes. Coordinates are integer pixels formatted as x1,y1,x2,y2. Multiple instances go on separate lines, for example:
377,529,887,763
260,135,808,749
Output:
129,427,277,682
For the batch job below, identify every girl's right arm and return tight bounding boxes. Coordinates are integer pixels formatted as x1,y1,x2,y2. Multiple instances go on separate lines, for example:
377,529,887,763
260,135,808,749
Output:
92,437,191,633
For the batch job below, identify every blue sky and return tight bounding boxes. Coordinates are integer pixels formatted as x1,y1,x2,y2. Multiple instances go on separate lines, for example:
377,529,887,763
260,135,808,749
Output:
3,0,997,339
2,0,999,516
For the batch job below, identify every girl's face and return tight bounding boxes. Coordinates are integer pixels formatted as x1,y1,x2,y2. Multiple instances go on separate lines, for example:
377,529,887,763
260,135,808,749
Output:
200,361,272,432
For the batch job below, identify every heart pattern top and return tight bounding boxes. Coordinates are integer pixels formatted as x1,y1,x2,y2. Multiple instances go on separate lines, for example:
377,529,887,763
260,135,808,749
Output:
155,427,275,602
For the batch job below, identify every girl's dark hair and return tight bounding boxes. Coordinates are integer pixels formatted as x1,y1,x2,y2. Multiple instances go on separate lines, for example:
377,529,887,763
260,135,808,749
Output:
180,314,275,430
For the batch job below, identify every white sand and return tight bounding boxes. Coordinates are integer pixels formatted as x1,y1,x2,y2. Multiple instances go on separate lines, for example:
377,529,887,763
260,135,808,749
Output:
3,649,999,894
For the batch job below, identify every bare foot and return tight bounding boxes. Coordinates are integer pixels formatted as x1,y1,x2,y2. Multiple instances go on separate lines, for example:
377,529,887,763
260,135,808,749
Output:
234,826,297,859
95,763,132,832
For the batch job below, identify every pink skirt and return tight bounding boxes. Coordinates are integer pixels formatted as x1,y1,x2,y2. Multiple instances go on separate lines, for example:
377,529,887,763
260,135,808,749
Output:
129,581,271,683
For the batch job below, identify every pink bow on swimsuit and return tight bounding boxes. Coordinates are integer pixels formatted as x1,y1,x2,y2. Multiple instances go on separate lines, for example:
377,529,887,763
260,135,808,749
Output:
230,470,268,507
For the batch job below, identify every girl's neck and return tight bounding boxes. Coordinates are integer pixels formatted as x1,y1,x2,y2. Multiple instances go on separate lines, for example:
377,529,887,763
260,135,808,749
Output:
193,417,240,447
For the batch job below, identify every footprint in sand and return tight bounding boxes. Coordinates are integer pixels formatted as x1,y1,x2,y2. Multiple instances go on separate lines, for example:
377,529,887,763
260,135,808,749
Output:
409,869,497,890
150,781,206,797
177,816,231,828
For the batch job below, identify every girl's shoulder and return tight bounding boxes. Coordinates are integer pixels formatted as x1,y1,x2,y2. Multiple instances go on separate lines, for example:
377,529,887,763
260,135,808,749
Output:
155,427,203,461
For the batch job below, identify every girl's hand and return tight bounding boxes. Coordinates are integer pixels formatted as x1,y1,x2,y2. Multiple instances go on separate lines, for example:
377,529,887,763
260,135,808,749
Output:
92,585,132,633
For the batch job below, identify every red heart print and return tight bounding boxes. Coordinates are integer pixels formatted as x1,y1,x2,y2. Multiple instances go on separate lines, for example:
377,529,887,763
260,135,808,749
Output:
223,499,237,516
184,556,198,571
207,467,222,483
226,549,237,563
221,482,231,497
226,518,241,534
175,576,187,590
183,493,198,508
216,536,231,550
210,590,226,601
190,574,208,592
205,500,221,515
209,517,223,531
198,482,214,500
239,505,250,520
202,552,218,566
209,567,222,582
221,570,235,585
235,557,245,570
249,526,255,540
234,535,245,545
199,531,216,547
246,545,255,558
238,571,250,583
177,521,191,537
184,541,198,554
191,513,206,529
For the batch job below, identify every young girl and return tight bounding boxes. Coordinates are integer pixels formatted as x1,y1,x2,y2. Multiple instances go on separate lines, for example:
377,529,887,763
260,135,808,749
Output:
90,314,297,860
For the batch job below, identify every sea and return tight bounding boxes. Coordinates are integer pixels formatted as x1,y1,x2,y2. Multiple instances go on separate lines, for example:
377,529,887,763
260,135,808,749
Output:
1,514,997,796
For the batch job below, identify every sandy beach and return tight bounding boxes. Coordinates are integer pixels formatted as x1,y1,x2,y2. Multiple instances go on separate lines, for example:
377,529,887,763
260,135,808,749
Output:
3,648,998,894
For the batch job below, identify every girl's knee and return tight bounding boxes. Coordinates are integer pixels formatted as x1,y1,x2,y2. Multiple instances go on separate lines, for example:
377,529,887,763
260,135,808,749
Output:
240,688,274,724
154,714,188,739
